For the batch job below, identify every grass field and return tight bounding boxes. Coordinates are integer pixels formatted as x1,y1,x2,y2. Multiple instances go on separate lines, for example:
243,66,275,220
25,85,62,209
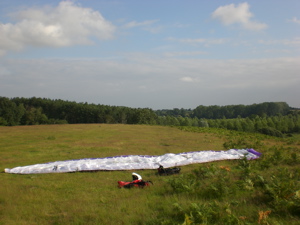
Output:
1,124,299,224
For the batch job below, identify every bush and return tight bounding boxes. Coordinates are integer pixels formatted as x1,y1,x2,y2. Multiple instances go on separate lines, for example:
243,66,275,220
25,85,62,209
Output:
0,117,7,126
258,127,283,137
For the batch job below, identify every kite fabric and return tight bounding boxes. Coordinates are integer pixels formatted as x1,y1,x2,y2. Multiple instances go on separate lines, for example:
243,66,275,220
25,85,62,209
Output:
4,149,261,174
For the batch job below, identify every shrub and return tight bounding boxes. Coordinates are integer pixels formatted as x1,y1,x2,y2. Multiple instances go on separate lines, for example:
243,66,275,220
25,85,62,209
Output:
258,127,283,137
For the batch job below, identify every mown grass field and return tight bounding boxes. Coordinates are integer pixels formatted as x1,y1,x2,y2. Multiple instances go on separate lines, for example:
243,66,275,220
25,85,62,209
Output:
0,124,299,225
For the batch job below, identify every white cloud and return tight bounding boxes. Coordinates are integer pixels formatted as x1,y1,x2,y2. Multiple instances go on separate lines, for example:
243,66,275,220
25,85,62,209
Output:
124,20,159,28
288,17,300,24
1,56,299,109
143,25,163,34
123,19,161,33
178,38,206,44
181,38,227,45
167,37,227,47
172,23,190,28
164,51,207,57
211,2,267,31
180,76,196,82
258,38,300,46
0,1,115,55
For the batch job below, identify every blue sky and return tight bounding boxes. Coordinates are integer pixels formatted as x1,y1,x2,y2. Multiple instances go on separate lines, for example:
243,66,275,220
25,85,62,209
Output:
0,0,299,109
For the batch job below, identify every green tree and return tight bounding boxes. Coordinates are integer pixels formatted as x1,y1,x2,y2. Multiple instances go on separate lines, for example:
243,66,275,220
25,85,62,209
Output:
199,119,209,127
137,108,157,124
242,118,255,132
21,107,48,125
0,97,25,125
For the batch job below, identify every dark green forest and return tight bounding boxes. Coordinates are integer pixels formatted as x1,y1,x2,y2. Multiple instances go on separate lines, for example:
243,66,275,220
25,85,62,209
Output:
156,102,292,118
1,96,299,137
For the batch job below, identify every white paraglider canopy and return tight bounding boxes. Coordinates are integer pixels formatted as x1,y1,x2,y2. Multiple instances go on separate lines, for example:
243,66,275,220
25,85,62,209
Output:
4,148,261,174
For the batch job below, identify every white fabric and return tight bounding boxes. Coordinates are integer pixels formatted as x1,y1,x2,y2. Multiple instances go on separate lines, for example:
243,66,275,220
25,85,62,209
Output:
4,149,260,174
132,172,142,180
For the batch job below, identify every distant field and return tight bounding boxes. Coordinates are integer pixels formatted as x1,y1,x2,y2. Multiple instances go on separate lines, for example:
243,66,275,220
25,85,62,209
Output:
1,124,299,224
1,124,226,168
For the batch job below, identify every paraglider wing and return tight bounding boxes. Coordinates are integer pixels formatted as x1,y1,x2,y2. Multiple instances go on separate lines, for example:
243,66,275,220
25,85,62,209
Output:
4,149,261,174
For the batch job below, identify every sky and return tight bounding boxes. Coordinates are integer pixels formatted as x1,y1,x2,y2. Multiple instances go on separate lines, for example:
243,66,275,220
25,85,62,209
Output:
0,0,299,110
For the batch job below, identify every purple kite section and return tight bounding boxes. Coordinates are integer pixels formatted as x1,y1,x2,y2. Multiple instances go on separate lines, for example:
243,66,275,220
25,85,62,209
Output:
247,148,262,157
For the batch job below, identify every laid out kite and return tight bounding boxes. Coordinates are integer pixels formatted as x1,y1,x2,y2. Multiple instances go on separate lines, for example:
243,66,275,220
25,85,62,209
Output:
4,148,261,174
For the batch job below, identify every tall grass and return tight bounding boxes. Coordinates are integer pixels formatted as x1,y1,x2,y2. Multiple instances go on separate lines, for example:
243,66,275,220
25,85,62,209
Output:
1,124,299,224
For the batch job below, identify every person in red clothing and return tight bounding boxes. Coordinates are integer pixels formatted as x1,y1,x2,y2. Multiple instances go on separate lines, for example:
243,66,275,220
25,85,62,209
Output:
118,172,152,188
130,172,148,187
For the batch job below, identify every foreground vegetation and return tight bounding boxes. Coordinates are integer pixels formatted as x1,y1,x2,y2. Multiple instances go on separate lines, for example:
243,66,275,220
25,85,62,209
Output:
1,124,299,224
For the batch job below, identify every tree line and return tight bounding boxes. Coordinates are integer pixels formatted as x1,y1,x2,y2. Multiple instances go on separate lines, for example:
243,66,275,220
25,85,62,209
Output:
0,97,158,126
157,113,300,137
1,96,299,136
156,102,291,119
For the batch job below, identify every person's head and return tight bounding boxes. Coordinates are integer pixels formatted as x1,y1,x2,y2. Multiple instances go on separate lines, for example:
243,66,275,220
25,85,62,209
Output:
132,172,142,180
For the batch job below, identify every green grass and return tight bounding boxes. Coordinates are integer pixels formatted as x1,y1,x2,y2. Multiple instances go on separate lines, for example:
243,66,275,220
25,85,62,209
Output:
0,124,299,224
